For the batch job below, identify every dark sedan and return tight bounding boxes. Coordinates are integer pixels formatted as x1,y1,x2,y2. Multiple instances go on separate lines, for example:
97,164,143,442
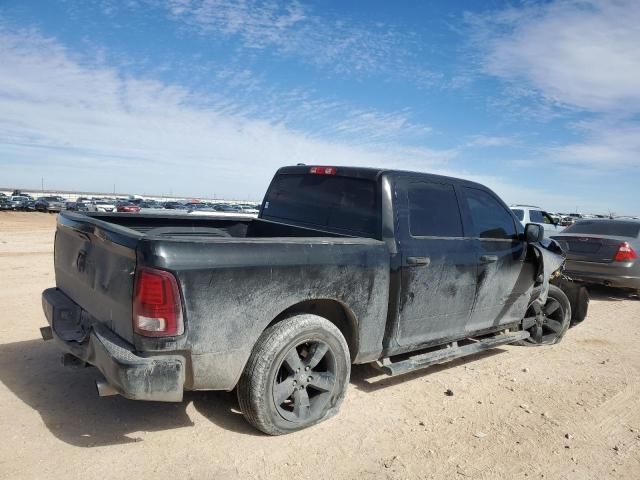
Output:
552,219,640,294
35,196,66,212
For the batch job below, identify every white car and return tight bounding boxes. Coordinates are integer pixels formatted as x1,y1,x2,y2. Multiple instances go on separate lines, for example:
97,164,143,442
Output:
87,200,116,212
510,205,564,238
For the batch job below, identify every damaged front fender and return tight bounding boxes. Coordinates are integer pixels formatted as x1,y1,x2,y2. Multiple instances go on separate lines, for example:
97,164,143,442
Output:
529,238,565,306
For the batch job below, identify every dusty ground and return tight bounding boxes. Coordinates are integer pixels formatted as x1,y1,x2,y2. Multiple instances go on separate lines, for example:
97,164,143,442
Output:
0,212,639,480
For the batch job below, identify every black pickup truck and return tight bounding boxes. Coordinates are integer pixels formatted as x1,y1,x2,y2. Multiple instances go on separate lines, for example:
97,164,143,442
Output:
41,165,584,435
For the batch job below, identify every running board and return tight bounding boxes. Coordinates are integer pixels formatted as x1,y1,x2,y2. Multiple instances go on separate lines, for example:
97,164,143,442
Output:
374,331,530,377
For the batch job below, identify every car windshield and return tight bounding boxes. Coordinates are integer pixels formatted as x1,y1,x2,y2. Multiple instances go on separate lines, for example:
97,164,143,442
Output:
562,220,640,238
511,209,524,221
263,173,378,237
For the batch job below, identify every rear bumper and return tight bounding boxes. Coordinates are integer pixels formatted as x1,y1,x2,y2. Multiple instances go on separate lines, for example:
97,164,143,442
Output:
41,288,185,402
564,265,640,290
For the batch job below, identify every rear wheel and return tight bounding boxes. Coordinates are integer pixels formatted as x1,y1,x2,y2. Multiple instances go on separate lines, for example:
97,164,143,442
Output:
237,314,350,435
518,284,571,346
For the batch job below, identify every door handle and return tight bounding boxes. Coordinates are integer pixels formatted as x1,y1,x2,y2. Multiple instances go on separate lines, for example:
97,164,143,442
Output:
479,255,498,264
406,256,430,267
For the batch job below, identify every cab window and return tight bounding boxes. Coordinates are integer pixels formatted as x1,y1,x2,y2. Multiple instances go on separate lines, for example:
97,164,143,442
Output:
463,187,517,240
407,181,463,237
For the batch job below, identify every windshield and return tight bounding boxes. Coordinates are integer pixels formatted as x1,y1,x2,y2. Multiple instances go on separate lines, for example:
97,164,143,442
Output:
262,173,378,237
562,220,640,238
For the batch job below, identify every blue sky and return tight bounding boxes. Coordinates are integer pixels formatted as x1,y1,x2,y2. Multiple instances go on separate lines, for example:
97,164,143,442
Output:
0,0,638,214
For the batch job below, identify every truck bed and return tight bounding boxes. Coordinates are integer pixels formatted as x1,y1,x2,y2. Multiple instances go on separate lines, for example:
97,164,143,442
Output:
75,212,351,239
53,211,391,391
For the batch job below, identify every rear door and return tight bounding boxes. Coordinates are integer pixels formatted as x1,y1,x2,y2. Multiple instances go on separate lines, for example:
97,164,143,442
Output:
460,187,532,333
395,177,477,347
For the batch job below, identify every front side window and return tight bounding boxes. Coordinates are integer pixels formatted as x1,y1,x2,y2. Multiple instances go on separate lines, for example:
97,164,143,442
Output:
542,212,555,225
463,187,517,240
407,181,463,237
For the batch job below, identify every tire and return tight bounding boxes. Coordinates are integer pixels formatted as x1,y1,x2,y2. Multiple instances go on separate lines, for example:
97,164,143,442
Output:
237,314,351,435
518,284,571,346
570,286,589,325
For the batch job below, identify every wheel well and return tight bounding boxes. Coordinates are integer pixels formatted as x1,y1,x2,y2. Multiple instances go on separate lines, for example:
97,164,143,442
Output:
268,299,359,359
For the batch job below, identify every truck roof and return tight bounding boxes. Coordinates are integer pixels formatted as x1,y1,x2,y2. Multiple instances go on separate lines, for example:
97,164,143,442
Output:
276,165,488,189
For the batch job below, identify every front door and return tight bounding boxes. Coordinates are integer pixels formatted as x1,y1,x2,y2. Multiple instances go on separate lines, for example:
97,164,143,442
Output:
459,187,533,333
395,177,477,347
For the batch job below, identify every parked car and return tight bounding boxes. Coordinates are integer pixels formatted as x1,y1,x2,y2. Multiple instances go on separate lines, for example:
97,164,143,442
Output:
510,205,564,238
41,165,586,435
552,219,640,294
138,200,162,209
11,190,32,198
22,200,37,212
116,202,141,213
65,201,89,212
8,196,31,210
0,197,11,210
35,196,66,213
212,203,241,212
87,200,116,212
163,201,187,210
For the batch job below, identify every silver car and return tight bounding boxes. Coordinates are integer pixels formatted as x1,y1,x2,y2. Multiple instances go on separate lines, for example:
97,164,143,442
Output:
551,219,640,293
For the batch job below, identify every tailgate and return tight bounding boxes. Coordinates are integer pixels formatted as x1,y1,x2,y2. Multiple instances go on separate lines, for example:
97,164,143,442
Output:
54,214,138,342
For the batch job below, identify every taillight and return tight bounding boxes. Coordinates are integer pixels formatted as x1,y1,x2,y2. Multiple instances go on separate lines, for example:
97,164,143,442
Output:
309,166,337,175
614,242,638,262
133,267,184,337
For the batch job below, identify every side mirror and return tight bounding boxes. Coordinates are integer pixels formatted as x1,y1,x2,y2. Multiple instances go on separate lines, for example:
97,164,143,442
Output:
525,223,544,243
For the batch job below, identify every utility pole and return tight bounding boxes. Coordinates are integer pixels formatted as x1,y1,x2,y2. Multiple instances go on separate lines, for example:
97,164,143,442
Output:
41,177,44,195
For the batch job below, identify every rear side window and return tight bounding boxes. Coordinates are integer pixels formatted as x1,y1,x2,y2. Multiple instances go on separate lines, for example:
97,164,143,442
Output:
263,173,378,237
511,209,524,221
562,220,640,238
529,210,545,223
463,187,517,240
408,182,463,237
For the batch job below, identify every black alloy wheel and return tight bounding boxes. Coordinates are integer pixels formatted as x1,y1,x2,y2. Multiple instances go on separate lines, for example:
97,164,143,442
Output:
237,314,350,435
272,340,337,423
520,284,571,346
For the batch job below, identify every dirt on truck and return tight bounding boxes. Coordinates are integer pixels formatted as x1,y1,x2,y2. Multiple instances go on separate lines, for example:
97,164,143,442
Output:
41,165,588,435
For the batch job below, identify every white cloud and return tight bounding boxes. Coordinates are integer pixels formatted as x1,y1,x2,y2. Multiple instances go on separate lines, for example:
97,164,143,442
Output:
466,135,515,148
470,0,640,114
465,0,640,174
0,27,450,198
549,120,640,168
159,0,436,82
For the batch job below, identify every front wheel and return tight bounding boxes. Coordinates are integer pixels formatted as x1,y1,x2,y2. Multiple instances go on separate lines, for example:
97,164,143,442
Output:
518,284,571,346
237,314,351,435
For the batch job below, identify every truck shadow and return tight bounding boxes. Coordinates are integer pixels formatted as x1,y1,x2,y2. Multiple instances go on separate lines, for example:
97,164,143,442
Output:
0,339,258,447
1,339,506,445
